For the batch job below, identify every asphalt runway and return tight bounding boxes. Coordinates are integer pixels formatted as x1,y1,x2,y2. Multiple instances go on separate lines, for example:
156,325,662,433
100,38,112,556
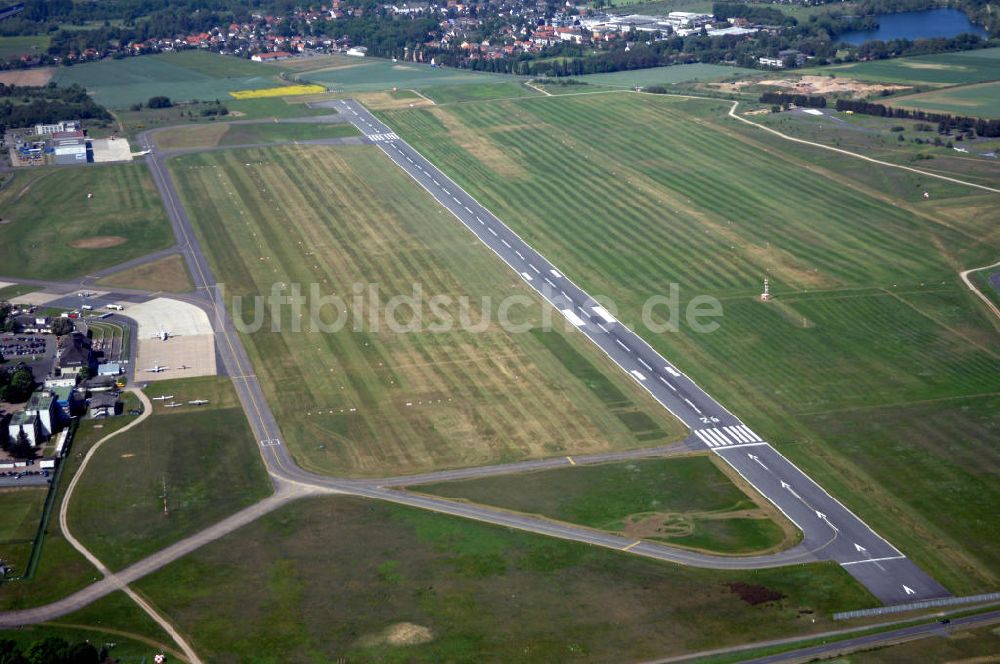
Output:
332,98,951,605
0,104,955,628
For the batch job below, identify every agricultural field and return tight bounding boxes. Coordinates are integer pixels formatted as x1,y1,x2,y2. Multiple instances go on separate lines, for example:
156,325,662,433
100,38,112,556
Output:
0,35,49,60
417,456,797,554
153,121,360,150
53,50,290,108
97,253,194,292
67,377,271,571
571,63,755,88
806,47,1000,86
133,496,875,663
230,83,325,99
888,80,1000,118
296,56,517,93
0,164,173,280
381,91,1000,593
0,488,48,576
170,144,687,477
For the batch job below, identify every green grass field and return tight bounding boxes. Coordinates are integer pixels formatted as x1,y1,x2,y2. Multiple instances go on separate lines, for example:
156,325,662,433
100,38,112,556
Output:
0,35,50,60
53,50,290,108
0,591,178,661
420,81,542,104
154,121,360,150
381,91,1000,593
888,80,1000,118
572,63,756,88
134,495,875,662
0,164,173,280
806,47,1000,86
0,488,48,576
67,377,271,571
0,414,138,611
296,56,517,92
97,253,194,292
417,456,797,554
170,143,687,477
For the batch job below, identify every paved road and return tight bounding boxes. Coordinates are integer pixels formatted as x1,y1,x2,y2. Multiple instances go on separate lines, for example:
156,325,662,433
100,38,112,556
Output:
0,101,954,627
329,98,950,605
742,608,1000,663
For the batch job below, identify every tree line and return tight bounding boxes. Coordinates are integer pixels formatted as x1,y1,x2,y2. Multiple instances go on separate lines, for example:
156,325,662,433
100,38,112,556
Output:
835,98,1000,136
759,92,828,108
0,636,109,664
0,83,112,134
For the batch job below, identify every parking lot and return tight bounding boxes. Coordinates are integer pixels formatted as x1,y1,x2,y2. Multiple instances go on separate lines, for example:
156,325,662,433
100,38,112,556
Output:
0,334,51,360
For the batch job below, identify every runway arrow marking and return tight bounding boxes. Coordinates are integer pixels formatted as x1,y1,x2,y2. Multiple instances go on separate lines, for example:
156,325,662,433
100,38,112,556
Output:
855,543,867,553
747,453,769,471
816,511,839,532
903,585,916,596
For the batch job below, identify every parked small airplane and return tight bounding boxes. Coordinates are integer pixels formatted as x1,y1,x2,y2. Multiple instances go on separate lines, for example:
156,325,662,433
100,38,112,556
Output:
164,402,183,408
146,363,169,373
151,326,176,341
152,395,174,401
188,399,209,406
178,364,190,370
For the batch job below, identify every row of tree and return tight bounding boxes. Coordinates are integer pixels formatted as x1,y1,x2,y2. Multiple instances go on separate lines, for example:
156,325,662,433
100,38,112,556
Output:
0,637,107,664
759,92,828,108
835,98,1000,136
0,83,112,134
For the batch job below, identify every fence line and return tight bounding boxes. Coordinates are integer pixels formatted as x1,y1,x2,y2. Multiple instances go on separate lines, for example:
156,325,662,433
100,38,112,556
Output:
835,592,1000,620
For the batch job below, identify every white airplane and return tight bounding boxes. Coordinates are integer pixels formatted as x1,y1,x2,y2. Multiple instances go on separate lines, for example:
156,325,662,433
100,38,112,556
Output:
188,399,209,406
164,402,183,408
151,326,176,341
152,395,174,401
146,363,169,373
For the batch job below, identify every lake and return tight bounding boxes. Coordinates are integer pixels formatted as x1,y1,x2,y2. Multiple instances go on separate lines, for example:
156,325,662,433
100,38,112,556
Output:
839,8,988,45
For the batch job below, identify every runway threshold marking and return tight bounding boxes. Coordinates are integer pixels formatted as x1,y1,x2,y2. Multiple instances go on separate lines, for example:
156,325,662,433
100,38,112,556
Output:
621,541,641,552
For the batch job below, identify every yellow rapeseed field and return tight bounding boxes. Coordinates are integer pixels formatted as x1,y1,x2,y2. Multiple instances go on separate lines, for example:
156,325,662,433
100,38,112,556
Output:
229,84,326,99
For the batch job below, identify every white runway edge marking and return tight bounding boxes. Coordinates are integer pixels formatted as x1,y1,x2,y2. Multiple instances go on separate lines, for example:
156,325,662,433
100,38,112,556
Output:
592,306,617,324
630,369,647,381
561,309,585,327
840,555,907,567
615,339,630,352
657,375,677,391
683,398,702,414
521,272,533,281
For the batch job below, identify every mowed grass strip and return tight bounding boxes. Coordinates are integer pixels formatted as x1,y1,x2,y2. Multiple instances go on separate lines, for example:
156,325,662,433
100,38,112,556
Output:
170,144,686,477
0,165,173,280
382,92,1000,592
416,455,797,554
134,496,876,663
97,253,194,293
67,377,271,571
154,121,360,150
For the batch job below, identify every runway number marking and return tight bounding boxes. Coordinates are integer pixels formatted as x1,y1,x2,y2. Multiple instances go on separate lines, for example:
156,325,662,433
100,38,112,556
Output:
260,438,281,447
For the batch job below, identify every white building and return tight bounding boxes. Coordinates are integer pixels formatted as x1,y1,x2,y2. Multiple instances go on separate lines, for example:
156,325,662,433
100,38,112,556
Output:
34,120,81,136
